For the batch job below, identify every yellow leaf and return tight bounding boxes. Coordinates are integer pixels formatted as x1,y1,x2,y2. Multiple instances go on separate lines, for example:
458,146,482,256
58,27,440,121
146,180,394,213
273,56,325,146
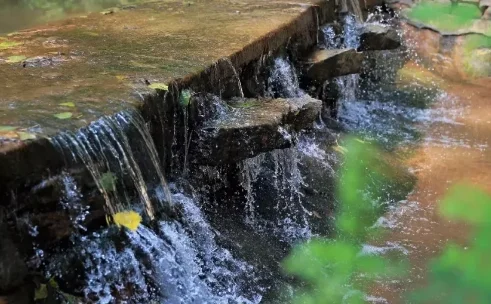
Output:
0,125,17,132
0,41,20,50
6,55,26,63
111,211,142,231
116,75,127,81
59,102,75,107
53,112,73,119
17,131,36,141
148,83,169,90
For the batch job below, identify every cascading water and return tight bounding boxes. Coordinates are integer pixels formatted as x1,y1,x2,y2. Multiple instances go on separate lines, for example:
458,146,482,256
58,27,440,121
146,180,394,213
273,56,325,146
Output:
50,110,171,219
239,147,312,243
47,190,260,304
267,58,304,98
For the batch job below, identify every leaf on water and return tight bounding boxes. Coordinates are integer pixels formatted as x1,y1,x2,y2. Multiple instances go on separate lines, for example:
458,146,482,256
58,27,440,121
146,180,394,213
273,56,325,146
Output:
0,125,18,132
148,83,169,90
53,112,73,119
34,284,48,300
17,131,36,141
99,172,117,192
180,89,191,107
59,102,75,107
6,55,26,63
0,41,20,50
111,211,142,231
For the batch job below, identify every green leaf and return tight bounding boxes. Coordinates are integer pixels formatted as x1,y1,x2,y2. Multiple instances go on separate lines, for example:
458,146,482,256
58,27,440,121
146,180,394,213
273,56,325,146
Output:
148,83,169,91
0,125,17,131
99,172,117,192
34,284,48,300
17,131,36,141
439,184,491,225
6,55,26,63
0,41,20,50
59,102,76,107
53,112,73,119
180,89,192,107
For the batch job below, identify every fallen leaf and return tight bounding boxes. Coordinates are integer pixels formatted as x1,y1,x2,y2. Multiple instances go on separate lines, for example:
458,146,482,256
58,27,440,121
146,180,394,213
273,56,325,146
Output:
59,102,75,107
17,131,36,141
116,75,127,81
148,83,169,90
6,55,26,63
180,89,191,107
53,112,73,119
110,211,142,231
0,125,17,132
0,41,20,50
99,172,117,192
34,284,48,300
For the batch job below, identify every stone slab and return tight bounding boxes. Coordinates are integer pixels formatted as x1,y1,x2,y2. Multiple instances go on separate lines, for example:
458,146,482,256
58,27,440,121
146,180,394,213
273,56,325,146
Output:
192,95,322,165
304,48,364,82
0,0,332,152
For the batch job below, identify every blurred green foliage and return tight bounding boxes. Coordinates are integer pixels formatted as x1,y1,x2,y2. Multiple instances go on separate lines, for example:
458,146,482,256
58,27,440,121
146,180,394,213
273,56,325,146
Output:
283,138,491,303
408,2,481,31
283,138,407,304
412,184,491,304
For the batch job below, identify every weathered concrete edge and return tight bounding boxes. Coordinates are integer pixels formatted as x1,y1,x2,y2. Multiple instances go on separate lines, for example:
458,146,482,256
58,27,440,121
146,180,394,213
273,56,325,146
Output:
0,0,336,191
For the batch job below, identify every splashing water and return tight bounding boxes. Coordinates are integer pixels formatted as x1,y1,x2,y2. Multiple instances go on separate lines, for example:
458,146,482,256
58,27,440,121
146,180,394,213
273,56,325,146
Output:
267,58,304,98
239,147,312,243
48,192,260,304
50,110,171,219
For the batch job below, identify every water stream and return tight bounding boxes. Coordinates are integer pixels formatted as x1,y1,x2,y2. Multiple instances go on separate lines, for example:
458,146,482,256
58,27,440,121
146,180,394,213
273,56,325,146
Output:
7,8,482,304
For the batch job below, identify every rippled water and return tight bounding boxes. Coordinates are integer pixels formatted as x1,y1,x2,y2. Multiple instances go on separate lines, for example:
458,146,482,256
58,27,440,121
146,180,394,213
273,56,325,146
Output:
0,0,140,33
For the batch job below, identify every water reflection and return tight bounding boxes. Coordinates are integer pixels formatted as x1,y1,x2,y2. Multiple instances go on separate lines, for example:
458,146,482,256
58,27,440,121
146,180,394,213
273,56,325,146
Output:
0,0,139,34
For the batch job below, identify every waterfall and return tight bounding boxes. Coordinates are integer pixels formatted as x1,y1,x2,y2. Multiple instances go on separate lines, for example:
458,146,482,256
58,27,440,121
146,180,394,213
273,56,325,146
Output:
50,110,171,220
47,191,260,304
339,0,364,23
267,57,304,98
239,147,312,243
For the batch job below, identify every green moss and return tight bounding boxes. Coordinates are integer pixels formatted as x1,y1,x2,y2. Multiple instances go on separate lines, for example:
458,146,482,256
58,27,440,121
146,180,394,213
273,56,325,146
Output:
407,2,481,31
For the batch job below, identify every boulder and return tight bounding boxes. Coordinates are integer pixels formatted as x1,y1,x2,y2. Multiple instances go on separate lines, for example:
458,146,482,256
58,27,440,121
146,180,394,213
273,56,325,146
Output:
358,24,401,51
304,49,364,83
191,96,322,165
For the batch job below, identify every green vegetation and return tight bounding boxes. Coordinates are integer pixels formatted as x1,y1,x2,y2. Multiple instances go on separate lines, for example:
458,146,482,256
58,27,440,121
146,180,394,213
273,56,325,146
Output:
412,184,491,303
284,138,407,303
407,2,481,31
284,138,491,303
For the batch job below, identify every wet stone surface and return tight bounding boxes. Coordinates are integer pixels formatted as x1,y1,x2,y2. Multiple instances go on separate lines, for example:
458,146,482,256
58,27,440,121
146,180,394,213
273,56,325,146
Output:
0,0,328,152
191,95,322,165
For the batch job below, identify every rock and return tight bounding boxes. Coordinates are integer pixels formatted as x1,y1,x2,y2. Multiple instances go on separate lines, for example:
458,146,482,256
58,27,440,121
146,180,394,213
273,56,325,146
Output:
304,49,363,83
480,0,491,15
483,7,491,20
191,95,322,165
23,56,65,67
465,48,491,77
358,24,401,51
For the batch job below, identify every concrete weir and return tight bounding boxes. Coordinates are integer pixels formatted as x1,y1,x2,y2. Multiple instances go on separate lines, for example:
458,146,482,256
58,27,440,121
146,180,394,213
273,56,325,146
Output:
0,0,338,190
